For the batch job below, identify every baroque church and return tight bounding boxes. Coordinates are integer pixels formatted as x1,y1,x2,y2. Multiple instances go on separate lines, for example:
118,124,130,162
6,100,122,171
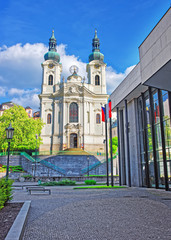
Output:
39,30,109,152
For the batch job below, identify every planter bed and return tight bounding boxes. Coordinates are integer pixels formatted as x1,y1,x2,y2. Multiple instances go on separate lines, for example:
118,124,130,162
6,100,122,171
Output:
0,202,23,239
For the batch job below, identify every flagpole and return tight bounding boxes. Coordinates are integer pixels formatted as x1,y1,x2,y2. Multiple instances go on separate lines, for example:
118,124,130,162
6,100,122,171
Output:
105,104,109,186
109,100,114,187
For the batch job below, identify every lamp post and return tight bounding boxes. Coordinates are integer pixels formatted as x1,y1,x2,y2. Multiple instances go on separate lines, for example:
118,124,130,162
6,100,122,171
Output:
103,139,106,156
87,156,90,177
34,134,38,180
5,123,14,179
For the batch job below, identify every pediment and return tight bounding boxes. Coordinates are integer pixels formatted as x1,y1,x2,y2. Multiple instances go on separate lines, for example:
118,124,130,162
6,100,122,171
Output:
64,83,83,96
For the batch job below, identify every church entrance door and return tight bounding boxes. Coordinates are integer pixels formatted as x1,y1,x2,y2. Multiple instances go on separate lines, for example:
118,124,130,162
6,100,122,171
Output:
70,133,77,148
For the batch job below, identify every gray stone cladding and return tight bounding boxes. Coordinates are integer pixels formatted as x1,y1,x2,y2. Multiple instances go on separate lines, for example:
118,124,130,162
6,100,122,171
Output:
0,155,21,166
1,154,111,177
21,155,109,177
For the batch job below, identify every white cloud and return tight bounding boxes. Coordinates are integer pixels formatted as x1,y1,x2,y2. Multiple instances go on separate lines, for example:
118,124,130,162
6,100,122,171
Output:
0,42,135,111
8,87,39,96
11,89,40,113
58,44,87,80
0,86,6,97
106,65,136,94
0,43,47,89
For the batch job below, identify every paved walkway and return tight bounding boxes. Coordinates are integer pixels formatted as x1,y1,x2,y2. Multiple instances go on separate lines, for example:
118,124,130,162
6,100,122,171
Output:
12,184,171,240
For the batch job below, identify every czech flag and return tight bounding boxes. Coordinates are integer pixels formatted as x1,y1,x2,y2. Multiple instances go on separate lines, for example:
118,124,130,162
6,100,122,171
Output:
109,101,112,118
101,107,105,122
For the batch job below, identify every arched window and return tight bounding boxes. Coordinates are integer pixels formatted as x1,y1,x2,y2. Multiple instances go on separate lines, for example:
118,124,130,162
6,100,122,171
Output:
96,114,101,124
47,113,51,124
69,103,78,122
48,75,53,85
95,75,100,85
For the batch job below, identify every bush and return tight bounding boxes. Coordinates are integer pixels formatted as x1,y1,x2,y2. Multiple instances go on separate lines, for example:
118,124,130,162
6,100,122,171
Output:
41,179,76,186
85,179,96,185
21,174,32,179
1,165,23,172
0,178,13,210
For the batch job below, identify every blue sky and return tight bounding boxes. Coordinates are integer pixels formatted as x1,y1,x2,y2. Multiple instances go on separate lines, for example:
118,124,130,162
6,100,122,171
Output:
0,0,170,112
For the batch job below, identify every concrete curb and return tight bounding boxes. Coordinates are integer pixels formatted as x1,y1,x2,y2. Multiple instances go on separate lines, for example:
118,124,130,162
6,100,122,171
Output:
5,200,31,240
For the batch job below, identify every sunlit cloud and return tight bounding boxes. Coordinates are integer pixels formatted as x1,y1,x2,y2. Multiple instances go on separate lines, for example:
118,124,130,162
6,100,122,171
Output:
0,42,135,111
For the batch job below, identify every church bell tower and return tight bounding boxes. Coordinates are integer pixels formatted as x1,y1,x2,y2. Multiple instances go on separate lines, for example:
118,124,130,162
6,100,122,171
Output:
39,30,62,152
41,30,62,94
86,30,107,94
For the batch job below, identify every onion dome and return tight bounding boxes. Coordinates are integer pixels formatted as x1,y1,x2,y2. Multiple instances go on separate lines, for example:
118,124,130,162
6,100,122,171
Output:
89,30,104,62
44,30,60,62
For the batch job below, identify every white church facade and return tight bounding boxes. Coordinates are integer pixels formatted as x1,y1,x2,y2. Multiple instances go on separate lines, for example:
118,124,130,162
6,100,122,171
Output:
39,30,108,152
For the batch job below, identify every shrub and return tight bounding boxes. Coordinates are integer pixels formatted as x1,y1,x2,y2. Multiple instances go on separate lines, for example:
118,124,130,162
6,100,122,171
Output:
85,179,96,185
1,165,23,172
0,178,13,210
41,179,76,186
21,174,32,179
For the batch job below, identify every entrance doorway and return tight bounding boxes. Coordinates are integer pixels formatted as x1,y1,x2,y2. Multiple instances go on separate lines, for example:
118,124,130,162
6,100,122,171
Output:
70,133,77,148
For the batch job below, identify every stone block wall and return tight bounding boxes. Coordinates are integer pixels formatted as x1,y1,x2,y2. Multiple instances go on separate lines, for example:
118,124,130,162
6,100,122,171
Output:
0,155,21,166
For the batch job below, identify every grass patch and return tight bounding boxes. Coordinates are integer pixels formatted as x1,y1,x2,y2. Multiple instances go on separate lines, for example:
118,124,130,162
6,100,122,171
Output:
73,185,126,189
76,182,106,186
84,175,119,177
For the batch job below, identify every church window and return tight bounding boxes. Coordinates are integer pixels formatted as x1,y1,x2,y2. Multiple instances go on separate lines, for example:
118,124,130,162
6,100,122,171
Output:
95,75,100,85
47,113,51,124
96,114,101,124
48,75,53,85
70,103,78,123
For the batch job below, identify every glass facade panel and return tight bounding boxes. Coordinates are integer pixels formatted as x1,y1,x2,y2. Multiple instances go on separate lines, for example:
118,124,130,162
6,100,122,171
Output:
145,93,154,186
138,96,147,187
162,90,171,189
141,162,146,187
167,161,171,189
138,89,171,190
154,124,162,150
146,127,153,152
166,147,171,161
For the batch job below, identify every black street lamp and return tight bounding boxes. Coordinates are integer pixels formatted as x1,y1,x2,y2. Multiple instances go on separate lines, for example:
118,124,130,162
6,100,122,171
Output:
5,123,14,179
87,156,90,177
34,134,38,180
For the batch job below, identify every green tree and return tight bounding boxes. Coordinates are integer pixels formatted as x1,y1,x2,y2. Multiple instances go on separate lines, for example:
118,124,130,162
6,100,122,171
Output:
109,136,118,154
0,105,44,151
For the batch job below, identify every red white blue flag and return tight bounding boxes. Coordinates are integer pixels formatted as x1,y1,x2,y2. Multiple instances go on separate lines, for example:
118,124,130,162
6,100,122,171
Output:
102,101,112,122
109,101,112,118
101,107,105,122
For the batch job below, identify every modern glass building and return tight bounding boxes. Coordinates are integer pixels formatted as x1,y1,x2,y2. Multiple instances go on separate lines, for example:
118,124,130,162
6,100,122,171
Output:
110,8,171,191
137,89,171,190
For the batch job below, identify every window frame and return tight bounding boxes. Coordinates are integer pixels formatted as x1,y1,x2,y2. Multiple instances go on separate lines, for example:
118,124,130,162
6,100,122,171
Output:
47,113,51,124
96,113,101,124
48,75,53,85
95,75,100,85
